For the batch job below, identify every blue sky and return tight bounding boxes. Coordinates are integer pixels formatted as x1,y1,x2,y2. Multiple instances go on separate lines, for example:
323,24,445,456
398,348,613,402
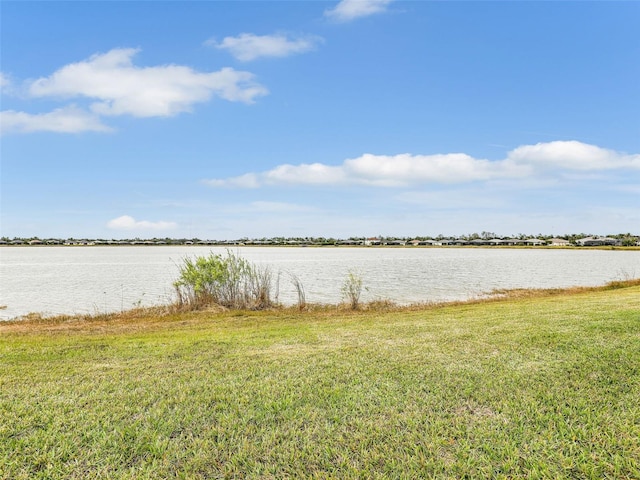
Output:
1,0,639,240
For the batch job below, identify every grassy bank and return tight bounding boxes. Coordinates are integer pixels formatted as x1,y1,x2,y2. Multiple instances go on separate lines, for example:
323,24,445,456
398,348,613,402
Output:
1,283,639,479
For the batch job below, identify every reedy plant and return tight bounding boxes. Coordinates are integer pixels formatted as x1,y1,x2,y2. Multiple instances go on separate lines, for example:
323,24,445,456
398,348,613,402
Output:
289,273,307,310
341,270,364,310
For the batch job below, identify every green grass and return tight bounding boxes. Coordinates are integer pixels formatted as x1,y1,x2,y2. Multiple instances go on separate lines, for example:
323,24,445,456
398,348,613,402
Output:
1,283,639,479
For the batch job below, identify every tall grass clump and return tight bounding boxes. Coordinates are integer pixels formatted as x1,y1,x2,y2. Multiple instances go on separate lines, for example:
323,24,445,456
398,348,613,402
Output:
341,270,364,309
173,250,274,310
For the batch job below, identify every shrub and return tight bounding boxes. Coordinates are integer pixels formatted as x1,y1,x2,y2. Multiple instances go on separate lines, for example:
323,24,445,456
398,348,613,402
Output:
174,250,274,310
341,270,363,310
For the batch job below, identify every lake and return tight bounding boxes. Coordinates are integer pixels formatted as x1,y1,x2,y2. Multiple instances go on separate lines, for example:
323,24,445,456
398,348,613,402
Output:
1,246,639,320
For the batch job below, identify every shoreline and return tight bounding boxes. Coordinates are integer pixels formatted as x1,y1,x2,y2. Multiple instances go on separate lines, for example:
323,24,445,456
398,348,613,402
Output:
4,277,639,325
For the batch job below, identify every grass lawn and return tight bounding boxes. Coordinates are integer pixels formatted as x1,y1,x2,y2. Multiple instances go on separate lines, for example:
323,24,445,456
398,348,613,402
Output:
1,283,639,479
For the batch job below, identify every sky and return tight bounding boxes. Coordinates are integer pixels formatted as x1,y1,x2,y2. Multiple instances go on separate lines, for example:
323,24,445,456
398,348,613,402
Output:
1,0,639,240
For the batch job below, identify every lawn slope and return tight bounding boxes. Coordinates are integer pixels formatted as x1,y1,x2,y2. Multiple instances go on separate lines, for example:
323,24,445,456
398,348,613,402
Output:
1,284,639,479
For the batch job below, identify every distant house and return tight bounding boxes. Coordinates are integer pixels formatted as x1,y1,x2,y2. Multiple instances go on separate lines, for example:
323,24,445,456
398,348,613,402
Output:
469,239,490,246
575,237,622,247
449,239,469,246
525,238,546,246
502,238,524,246
364,238,381,246
549,238,571,247
338,239,361,246
490,238,521,246
409,239,440,246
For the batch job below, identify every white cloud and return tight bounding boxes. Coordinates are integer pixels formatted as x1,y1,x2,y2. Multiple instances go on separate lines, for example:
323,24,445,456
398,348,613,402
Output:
507,140,640,171
208,33,323,62
205,153,524,188
325,0,394,22
28,48,268,117
0,106,112,134
204,141,639,189
204,164,346,188
265,163,347,185
204,173,261,189
107,215,177,231
343,153,527,186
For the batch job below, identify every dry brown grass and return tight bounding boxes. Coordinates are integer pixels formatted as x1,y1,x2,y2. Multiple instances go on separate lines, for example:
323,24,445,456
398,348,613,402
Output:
488,277,640,300
2,278,639,335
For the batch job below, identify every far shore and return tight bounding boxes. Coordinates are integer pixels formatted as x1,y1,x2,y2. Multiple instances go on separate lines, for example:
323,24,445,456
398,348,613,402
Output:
2,243,639,250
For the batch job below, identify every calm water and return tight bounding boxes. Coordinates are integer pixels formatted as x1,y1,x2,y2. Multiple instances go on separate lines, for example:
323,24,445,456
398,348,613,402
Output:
1,246,639,320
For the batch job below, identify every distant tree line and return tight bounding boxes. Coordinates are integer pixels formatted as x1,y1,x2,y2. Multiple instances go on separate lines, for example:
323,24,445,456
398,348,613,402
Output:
1,233,639,247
